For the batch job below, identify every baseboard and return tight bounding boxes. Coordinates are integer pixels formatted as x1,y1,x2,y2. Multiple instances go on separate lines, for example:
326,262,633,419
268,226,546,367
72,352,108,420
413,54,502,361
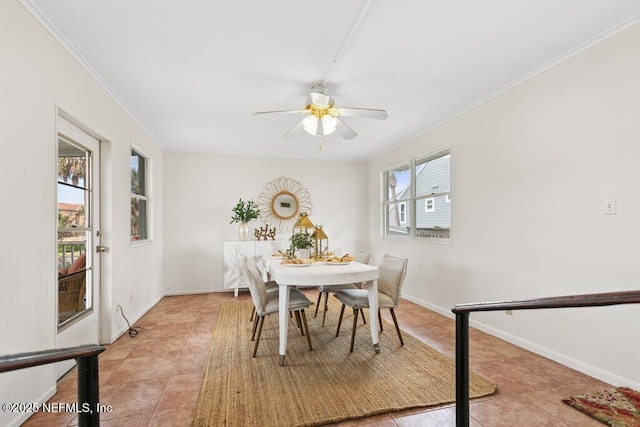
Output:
400,293,640,390
164,288,235,296
7,384,56,427
110,294,163,343
402,294,455,319
468,320,640,391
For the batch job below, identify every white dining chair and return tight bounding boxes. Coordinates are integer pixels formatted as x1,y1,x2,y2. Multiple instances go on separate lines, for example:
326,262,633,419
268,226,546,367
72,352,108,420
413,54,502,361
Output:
333,254,408,353
314,250,371,327
242,257,315,357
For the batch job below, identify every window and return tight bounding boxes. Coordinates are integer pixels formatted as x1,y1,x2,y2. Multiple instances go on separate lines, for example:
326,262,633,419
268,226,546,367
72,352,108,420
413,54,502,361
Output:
57,135,94,325
131,149,149,242
383,163,411,236
383,149,450,240
399,202,407,223
425,198,435,212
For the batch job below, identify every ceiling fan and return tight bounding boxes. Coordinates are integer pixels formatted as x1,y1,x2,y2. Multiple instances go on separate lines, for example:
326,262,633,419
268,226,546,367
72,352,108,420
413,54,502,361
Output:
253,84,388,149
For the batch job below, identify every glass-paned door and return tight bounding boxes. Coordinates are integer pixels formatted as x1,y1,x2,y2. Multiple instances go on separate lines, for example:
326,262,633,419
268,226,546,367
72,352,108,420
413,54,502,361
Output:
57,136,93,326
56,116,101,378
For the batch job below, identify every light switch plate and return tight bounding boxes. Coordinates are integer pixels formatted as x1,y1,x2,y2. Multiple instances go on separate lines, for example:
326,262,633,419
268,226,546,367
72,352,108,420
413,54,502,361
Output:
603,198,616,215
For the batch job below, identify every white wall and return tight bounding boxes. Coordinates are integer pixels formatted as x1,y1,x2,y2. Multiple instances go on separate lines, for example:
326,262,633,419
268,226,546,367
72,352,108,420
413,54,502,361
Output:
0,2,164,425
369,22,640,388
163,152,368,294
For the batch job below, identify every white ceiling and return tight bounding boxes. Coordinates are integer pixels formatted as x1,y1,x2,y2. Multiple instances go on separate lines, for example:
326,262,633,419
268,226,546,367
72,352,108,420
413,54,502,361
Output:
26,0,640,161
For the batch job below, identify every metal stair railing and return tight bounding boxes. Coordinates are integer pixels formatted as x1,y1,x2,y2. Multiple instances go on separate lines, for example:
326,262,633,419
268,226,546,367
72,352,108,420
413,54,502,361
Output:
451,290,640,427
0,344,105,426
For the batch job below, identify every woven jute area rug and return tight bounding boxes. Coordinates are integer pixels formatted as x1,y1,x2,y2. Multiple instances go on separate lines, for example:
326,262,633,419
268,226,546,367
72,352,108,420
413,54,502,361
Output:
193,299,496,427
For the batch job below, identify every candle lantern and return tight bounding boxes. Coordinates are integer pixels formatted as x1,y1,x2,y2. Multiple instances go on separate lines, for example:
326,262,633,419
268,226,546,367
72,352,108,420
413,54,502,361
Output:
312,225,328,260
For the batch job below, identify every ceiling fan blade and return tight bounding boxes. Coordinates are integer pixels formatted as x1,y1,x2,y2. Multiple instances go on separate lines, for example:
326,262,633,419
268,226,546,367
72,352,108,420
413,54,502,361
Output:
282,118,305,138
336,118,357,140
253,109,303,116
310,92,330,107
337,107,388,120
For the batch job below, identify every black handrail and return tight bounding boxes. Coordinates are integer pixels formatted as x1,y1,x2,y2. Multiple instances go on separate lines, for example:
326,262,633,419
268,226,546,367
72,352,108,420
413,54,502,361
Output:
451,290,640,427
0,344,105,426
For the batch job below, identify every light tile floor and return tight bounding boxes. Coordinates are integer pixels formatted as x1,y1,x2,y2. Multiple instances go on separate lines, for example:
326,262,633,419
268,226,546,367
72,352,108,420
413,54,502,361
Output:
24,291,608,426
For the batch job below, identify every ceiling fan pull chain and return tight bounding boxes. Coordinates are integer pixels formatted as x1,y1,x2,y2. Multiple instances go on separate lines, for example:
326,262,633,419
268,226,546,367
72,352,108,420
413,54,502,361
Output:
318,135,323,150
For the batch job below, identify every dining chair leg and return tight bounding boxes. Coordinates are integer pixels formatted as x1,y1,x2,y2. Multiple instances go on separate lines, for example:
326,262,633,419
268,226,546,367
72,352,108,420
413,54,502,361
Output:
251,312,259,340
321,292,329,327
360,308,366,325
314,291,322,317
301,309,313,351
389,308,404,346
336,304,346,337
350,308,359,353
378,309,383,333
250,306,255,322
253,316,265,357
294,310,304,335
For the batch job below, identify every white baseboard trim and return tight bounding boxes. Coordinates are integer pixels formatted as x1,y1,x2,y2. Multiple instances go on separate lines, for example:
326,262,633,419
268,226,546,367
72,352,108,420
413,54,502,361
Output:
8,384,56,427
110,294,163,343
164,288,234,296
401,294,640,390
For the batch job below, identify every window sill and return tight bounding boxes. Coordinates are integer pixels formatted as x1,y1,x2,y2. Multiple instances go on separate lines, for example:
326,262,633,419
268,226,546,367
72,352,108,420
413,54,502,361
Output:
382,235,451,244
130,239,152,248
416,237,451,244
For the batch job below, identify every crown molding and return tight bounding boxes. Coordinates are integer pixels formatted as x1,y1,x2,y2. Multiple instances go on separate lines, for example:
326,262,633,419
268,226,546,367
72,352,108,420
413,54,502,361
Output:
369,12,640,162
18,0,166,151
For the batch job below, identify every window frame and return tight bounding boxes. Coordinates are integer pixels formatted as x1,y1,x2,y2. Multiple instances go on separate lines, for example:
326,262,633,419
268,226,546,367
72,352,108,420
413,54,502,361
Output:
382,147,451,242
131,146,152,245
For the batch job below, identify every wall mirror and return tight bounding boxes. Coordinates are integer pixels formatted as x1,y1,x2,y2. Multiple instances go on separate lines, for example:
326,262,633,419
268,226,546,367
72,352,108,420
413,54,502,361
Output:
272,191,298,220
258,177,312,232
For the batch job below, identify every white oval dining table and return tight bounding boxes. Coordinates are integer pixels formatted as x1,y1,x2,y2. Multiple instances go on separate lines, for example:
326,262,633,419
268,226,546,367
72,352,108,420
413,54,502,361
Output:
267,259,380,366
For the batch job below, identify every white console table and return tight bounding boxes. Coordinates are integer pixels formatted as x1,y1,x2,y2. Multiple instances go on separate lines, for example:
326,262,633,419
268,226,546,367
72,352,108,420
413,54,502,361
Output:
223,239,288,296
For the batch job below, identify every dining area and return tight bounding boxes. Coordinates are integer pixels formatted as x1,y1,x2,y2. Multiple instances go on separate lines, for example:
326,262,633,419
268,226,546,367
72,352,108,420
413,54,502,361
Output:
197,178,496,425
264,251,384,366
193,226,498,426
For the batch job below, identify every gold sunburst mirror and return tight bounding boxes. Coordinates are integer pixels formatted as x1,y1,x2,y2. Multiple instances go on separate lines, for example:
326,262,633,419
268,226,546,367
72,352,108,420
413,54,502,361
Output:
258,177,312,232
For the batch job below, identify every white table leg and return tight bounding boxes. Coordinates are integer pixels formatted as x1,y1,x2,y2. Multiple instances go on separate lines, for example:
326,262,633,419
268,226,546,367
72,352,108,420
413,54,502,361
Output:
234,287,239,298
368,279,380,354
278,285,291,366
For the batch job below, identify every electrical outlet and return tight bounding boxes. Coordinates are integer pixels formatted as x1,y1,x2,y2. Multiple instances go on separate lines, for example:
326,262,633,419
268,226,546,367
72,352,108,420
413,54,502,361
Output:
505,310,513,316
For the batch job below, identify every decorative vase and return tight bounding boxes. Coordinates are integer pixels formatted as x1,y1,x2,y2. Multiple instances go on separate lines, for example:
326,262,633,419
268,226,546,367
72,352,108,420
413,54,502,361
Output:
238,222,249,241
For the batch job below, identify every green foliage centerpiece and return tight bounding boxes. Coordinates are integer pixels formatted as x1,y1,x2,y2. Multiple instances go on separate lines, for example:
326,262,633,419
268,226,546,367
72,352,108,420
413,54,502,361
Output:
288,231,314,258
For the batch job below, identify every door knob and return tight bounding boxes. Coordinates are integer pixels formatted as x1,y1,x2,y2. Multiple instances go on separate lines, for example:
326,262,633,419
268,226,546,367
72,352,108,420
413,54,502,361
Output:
96,245,109,253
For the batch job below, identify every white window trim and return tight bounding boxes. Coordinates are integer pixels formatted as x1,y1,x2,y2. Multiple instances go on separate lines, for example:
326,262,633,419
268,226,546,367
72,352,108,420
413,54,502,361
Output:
381,146,451,242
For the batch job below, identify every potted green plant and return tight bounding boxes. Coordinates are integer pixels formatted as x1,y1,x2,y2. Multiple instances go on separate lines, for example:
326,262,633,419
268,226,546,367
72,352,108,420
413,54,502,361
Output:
288,231,314,259
230,198,260,240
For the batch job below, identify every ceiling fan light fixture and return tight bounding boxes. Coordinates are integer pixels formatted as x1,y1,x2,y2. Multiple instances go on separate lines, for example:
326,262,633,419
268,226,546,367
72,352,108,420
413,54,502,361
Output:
302,115,337,136
253,83,387,148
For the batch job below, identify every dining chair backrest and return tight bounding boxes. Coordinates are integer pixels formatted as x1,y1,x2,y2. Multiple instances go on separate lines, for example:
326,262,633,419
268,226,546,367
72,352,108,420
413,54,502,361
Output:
242,256,268,315
378,254,408,304
355,250,371,265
